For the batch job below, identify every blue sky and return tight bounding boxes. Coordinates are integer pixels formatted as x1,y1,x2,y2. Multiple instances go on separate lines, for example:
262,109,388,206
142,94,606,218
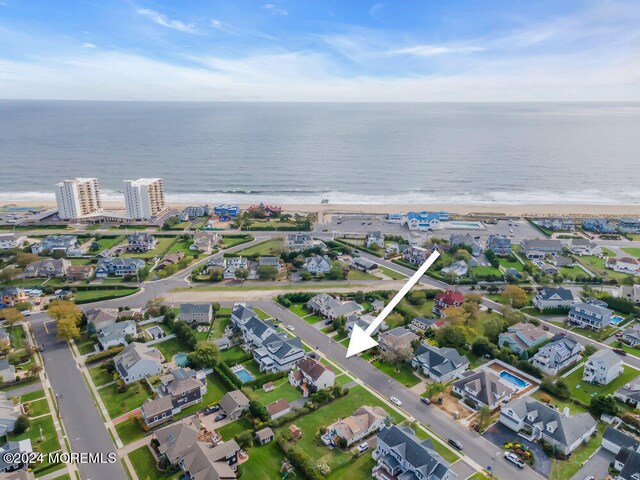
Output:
1,0,639,101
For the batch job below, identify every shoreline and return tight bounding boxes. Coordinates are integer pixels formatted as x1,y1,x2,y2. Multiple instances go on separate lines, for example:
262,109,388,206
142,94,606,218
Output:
3,200,640,217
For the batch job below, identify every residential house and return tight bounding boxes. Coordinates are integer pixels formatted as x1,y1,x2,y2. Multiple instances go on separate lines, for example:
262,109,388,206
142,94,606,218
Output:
351,257,378,272
408,232,426,246
179,205,210,221
213,204,239,219
96,320,136,350
288,355,335,391
614,447,640,480
1,287,27,307
126,232,157,252
141,368,207,426
449,234,482,257
230,303,259,328
306,293,361,320
619,284,640,305
408,316,438,334
84,307,118,332
219,390,250,420
378,327,418,355
191,230,220,254
95,257,145,278
372,425,455,480
622,323,640,347
205,257,226,275
179,303,212,325
532,338,583,375
346,314,388,337
247,203,281,218
619,218,640,234
402,245,430,264
386,213,404,223
255,427,274,445
258,256,282,272
0,359,16,383
285,233,313,251
498,322,552,355
453,370,516,410
366,231,385,248
0,393,19,435
569,238,601,256
533,287,575,311
253,332,305,373
602,427,640,456
0,439,33,474
157,252,184,270
0,234,26,250
500,397,596,455
583,218,617,234
486,235,512,256
113,342,163,384
404,211,441,231
582,349,624,385
66,264,94,281
412,344,469,383
433,290,465,317
224,256,250,280
305,255,332,275
266,398,291,420
568,299,614,330
614,376,640,407
325,406,387,447
519,239,563,259
23,258,70,278
31,235,79,255
534,218,575,231
606,257,640,275
441,260,468,277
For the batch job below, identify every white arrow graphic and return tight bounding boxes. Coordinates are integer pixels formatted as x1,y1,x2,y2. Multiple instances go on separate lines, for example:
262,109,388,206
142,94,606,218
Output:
346,250,440,357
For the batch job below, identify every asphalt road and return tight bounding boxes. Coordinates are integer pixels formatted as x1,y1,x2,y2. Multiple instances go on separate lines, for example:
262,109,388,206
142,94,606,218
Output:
254,300,544,480
31,313,126,480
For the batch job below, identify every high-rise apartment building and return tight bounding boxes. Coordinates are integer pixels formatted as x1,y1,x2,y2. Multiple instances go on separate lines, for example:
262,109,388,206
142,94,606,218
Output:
55,178,103,220
124,178,167,220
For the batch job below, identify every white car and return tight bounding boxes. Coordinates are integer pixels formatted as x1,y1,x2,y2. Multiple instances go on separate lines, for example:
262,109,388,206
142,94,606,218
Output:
287,325,295,331
505,452,525,469
357,442,369,453
390,396,402,406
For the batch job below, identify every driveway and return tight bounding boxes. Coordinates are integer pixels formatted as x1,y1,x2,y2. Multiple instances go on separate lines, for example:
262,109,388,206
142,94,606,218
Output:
570,448,614,480
483,422,551,478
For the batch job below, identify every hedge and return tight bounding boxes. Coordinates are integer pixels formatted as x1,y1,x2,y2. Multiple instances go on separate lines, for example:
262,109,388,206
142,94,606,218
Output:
85,346,124,365
333,238,383,258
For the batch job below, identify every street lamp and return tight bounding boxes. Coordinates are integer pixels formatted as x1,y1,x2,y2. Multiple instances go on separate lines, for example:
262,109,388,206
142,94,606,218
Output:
489,451,500,477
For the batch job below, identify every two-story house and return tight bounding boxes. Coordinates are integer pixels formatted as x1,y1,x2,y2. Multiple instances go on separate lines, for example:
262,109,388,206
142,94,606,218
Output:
96,320,136,351
449,234,483,257
253,334,305,373
486,235,512,256
95,257,145,278
285,233,313,251
288,356,335,392
178,303,212,325
324,405,387,447
498,322,552,355
114,342,164,384
31,235,79,255
533,287,575,311
404,211,441,231
568,299,614,330
532,338,583,375
305,255,332,275
569,238,601,256
365,231,385,248
306,293,361,320
23,258,70,278
582,349,624,385
412,344,469,383
452,370,516,410
433,290,465,317
126,232,157,252
0,234,26,250
519,238,563,259
582,218,617,234
378,327,418,355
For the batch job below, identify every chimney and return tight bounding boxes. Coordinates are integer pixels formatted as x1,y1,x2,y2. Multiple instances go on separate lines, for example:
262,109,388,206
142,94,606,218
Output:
563,407,570,417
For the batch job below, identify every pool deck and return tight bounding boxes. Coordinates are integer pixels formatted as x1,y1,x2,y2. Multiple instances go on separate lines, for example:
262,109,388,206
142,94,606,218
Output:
481,359,540,399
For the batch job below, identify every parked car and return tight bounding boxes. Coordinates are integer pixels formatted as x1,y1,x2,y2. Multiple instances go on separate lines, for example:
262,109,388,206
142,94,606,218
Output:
448,438,463,451
357,442,369,453
613,348,627,356
390,396,402,406
203,405,220,415
505,452,525,469
324,319,332,325
420,397,431,405
214,413,227,422
615,332,623,337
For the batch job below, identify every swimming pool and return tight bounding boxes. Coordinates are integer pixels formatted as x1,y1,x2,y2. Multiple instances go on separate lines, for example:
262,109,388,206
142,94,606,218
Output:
499,370,530,390
233,367,255,383
610,315,624,324
445,221,485,230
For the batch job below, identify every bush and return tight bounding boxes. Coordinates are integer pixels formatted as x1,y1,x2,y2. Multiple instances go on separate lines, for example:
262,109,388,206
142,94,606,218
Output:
85,346,124,365
14,415,30,434
539,393,551,403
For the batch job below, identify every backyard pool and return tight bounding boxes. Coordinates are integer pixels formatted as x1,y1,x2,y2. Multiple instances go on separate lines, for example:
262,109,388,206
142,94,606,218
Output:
232,366,255,383
499,370,530,390
444,221,485,230
610,315,624,324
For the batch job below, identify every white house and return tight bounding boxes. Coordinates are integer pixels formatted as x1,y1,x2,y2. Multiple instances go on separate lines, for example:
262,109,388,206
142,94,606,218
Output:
324,405,387,447
289,356,335,391
96,320,136,351
452,370,516,410
498,322,552,355
285,233,313,251
532,338,583,375
114,342,164,384
606,257,640,275
411,344,469,383
404,211,441,231
304,255,331,275
0,234,27,250
568,300,614,330
533,287,575,311
365,231,385,248
582,349,624,385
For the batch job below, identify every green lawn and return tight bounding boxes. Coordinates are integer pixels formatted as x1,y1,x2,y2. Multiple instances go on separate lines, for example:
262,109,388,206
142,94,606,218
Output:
20,389,45,402
217,416,254,440
221,235,253,248
74,288,138,303
98,381,151,419
372,360,421,387
240,440,303,480
549,424,605,480
288,303,309,317
10,324,26,350
154,337,190,360
410,422,461,464
128,445,180,479
378,265,406,280
530,389,588,415
576,255,635,282
28,398,50,417
175,282,365,292
348,269,380,280
75,335,96,355
394,297,436,322
327,452,376,480
335,374,353,388
121,237,176,259
210,316,230,340
220,346,248,364
254,308,272,320
562,363,640,404
234,238,284,256
89,365,115,387
8,414,61,456
252,379,302,404
115,417,147,445
167,238,199,257
93,235,126,251
622,247,640,258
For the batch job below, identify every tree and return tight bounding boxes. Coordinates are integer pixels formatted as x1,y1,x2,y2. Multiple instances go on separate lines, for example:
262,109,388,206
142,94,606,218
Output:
187,341,220,369
56,317,80,340
0,308,24,326
209,268,224,282
13,415,30,434
0,267,18,285
441,306,468,327
235,431,253,449
502,285,528,309
478,405,492,431
590,395,618,417
483,318,506,344
435,325,466,348
315,458,331,476
86,321,97,337
583,344,597,357
27,364,42,377
15,252,39,267
257,265,278,281
472,337,495,358
249,400,269,421
234,267,249,285
47,300,82,323
380,344,414,372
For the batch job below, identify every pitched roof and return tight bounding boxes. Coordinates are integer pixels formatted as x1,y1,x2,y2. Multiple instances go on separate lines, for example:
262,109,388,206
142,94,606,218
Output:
141,395,173,418
266,398,290,417
537,287,574,301
296,356,332,381
179,303,211,315
256,427,274,441
219,390,249,414
414,344,469,377
331,405,387,440
154,422,199,461
434,290,465,306
454,370,515,406
603,427,640,451
587,349,622,369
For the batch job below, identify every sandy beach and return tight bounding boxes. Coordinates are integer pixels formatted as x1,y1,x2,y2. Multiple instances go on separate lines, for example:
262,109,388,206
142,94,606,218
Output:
3,199,640,217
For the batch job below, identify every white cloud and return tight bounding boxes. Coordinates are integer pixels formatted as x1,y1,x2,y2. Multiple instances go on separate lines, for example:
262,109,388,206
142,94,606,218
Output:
82,42,96,49
369,3,384,20
136,8,198,34
387,45,484,57
263,3,288,16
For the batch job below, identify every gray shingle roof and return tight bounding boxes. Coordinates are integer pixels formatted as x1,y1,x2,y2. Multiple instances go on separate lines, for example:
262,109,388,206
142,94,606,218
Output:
414,344,469,377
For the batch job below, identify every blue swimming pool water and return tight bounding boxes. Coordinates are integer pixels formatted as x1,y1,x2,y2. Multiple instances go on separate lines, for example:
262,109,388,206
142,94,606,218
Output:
235,368,255,383
611,315,624,324
500,371,530,389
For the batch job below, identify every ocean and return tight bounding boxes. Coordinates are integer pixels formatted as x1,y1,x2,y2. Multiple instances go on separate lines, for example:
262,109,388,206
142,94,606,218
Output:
1,101,639,205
